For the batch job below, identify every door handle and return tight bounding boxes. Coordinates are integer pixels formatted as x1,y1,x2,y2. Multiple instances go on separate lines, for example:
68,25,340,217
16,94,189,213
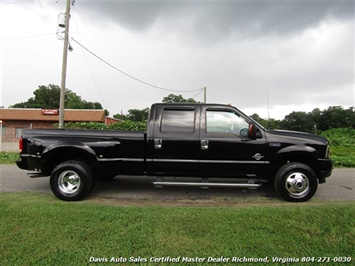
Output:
154,139,162,149
201,140,209,150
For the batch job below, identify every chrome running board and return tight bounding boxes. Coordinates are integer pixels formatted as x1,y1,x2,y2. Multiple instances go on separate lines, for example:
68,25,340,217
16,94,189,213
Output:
153,177,263,189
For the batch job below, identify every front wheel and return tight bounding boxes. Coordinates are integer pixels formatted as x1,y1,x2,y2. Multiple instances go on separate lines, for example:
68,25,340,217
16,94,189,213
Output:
274,162,318,202
50,160,94,201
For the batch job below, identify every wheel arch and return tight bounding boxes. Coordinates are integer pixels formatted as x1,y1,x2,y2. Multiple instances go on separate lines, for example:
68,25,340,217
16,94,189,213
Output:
271,145,319,178
41,144,97,175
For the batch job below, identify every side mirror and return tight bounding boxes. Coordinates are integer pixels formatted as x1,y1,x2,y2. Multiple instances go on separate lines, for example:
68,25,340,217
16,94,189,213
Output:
248,122,257,139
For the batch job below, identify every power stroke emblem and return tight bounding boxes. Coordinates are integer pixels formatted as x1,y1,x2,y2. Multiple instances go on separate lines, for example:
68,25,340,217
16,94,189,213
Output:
252,153,264,161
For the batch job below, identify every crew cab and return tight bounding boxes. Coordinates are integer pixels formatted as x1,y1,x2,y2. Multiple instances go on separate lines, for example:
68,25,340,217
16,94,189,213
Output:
16,103,333,202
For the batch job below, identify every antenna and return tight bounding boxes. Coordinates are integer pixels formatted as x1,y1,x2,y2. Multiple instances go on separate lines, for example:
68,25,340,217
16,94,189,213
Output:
266,90,271,129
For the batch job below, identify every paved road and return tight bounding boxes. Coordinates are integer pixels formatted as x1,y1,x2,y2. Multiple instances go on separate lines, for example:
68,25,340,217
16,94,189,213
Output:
0,165,353,202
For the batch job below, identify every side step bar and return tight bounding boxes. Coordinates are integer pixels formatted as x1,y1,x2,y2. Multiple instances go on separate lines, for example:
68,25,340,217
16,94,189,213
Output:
27,172,47,178
153,181,262,189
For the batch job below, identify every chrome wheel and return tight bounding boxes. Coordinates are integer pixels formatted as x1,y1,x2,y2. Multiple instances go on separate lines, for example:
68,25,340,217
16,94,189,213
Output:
50,161,94,201
285,172,310,198
57,170,81,195
274,163,318,202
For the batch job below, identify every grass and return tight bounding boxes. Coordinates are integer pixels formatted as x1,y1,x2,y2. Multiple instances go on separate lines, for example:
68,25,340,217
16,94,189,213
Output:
320,128,355,167
0,192,354,265
0,152,19,164
330,146,355,168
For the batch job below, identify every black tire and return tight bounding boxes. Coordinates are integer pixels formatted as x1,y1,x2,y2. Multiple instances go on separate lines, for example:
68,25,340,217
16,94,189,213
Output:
274,162,318,202
50,160,94,201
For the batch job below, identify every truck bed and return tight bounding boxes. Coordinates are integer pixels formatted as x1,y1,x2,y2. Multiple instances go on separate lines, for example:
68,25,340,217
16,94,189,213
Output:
18,129,147,176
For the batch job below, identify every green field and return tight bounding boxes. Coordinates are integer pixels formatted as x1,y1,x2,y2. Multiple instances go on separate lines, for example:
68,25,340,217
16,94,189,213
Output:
0,193,354,265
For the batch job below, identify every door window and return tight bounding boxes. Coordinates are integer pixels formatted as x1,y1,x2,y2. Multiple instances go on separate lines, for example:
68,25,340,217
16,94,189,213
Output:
161,109,195,133
206,110,249,137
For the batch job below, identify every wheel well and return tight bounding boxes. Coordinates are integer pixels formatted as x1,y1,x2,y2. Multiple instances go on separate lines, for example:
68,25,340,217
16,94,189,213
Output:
272,154,317,179
41,148,96,176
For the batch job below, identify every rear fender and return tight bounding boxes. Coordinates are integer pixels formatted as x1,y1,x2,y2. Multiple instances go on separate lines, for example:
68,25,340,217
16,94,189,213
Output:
42,141,97,160
41,142,97,174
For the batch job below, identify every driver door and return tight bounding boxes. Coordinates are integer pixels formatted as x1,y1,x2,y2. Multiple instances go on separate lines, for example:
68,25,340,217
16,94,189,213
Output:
199,106,267,178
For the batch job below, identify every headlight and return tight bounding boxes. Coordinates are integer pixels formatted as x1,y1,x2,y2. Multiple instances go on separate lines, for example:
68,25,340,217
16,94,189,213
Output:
325,145,330,159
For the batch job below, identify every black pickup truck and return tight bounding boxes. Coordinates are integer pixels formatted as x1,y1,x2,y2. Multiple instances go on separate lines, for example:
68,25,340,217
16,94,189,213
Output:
16,103,333,202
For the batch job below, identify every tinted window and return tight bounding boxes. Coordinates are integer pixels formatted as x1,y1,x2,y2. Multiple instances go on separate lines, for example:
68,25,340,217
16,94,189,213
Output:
161,109,195,133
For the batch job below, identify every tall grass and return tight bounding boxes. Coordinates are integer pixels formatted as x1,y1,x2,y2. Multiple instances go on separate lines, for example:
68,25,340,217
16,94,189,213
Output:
320,128,355,167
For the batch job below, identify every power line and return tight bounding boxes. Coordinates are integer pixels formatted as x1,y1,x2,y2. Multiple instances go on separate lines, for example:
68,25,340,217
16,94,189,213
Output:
71,13,108,110
1,33,56,41
192,89,204,99
71,37,203,94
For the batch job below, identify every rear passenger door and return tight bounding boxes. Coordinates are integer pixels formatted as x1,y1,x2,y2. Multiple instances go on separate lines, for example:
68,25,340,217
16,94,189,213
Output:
147,105,201,176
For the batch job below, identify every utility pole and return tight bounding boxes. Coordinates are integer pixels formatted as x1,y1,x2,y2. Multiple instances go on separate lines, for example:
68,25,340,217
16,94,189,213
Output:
204,87,207,103
58,0,71,128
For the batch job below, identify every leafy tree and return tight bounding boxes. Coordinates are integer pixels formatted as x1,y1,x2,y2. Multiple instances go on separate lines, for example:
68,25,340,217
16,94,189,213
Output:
126,108,150,122
250,113,267,126
318,106,355,131
10,84,104,111
113,113,127,120
250,114,281,129
162,94,198,103
281,111,316,133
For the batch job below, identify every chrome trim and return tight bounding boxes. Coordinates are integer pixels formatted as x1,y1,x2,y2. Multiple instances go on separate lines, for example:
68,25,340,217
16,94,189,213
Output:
97,158,144,162
147,159,198,163
201,139,209,150
153,181,262,188
147,158,269,164
57,170,81,195
252,153,264,161
285,172,310,198
154,139,162,149
200,160,269,164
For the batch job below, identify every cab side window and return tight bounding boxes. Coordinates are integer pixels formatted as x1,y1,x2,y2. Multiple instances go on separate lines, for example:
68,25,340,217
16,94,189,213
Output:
161,109,195,133
206,110,249,137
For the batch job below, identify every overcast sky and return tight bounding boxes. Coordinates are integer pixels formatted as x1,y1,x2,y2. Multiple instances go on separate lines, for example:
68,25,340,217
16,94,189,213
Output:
1,0,354,119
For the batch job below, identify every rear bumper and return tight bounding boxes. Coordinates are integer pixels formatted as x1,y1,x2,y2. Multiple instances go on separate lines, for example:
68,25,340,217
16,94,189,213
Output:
318,158,333,183
16,157,28,170
16,155,42,171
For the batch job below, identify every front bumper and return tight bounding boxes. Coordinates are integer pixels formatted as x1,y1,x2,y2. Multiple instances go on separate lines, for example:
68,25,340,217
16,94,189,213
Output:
318,158,333,183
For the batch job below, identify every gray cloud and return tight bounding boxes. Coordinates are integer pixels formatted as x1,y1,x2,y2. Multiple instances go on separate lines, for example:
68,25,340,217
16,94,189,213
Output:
2,0,353,118
75,1,353,41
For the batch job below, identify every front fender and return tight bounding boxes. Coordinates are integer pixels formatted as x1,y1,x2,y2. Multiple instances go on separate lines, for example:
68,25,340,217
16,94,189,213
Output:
273,144,318,167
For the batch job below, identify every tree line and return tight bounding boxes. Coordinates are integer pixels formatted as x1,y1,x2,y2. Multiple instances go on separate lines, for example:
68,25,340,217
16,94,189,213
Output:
10,85,355,133
117,94,355,133
251,106,355,133
10,84,107,114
